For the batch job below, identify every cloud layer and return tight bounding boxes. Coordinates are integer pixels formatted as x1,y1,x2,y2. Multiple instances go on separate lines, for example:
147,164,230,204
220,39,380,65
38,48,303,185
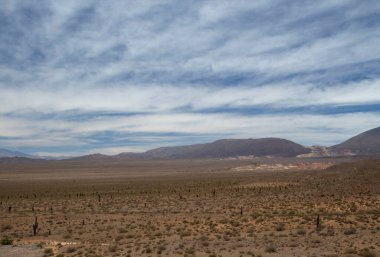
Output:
1,0,380,155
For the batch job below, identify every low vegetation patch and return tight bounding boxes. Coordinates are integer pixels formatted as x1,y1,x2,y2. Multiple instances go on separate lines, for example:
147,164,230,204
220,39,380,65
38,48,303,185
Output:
0,236,13,245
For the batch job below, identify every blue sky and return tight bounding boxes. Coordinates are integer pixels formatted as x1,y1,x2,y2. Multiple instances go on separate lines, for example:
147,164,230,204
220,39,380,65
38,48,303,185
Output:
1,0,380,156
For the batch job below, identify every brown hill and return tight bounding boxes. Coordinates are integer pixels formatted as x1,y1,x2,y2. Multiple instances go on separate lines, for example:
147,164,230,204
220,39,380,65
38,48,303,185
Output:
330,127,380,155
142,138,310,159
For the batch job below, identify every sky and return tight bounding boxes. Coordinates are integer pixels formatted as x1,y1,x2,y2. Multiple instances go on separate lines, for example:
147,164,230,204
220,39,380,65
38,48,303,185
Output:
1,0,380,156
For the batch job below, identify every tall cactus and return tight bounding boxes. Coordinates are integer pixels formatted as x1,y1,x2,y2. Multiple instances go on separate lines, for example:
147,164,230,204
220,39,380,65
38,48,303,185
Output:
316,214,320,230
32,216,38,236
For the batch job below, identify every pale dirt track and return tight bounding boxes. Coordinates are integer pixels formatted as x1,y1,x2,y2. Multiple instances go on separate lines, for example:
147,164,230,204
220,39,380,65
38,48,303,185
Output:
0,245,43,257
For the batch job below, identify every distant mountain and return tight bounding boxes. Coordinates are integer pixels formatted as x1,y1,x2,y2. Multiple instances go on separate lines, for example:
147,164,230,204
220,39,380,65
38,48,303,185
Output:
0,148,34,158
4,127,380,162
67,138,310,161
67,153,110,161
141,138,310,159
330,127,380,156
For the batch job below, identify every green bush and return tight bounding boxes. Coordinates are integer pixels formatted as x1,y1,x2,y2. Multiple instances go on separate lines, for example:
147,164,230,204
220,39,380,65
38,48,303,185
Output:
1,236,13,245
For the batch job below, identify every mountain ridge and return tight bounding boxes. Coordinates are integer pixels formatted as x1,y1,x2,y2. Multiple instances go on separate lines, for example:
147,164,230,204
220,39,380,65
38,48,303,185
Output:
141,138,310,159
330,127,380,155
1,126,380,161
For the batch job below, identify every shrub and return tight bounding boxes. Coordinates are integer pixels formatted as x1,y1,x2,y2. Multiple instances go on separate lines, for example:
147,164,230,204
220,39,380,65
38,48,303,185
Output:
108,245,117,252
265,245,276,253
1,224,12,232
43,248,53,256
44,248,53,253
297,229,306,235
66,247,76,253
344,227,357,235
276,223,285,231
0,236,13,245
359,249,377,257
345,248,356,254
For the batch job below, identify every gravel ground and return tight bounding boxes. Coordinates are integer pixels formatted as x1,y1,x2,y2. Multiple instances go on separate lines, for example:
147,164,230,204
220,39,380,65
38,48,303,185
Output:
0,245,43,257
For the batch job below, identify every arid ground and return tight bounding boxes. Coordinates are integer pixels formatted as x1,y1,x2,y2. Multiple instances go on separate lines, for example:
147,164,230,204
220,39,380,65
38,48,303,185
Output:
0,158,379,257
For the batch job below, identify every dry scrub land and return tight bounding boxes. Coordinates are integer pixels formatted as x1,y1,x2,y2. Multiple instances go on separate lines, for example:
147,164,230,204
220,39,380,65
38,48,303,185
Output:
0,158,379,257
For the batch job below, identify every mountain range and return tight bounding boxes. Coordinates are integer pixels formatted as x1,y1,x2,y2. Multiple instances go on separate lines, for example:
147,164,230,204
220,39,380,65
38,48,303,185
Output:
1,127,380,160
0,149,34,159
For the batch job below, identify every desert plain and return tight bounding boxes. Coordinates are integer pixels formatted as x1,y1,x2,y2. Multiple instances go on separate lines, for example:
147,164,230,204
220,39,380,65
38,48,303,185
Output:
0,158,379,257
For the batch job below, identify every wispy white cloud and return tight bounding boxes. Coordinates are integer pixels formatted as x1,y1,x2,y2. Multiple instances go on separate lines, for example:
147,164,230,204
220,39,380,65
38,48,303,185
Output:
2,110,380,155
0,0,379,155
0,79,379,114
